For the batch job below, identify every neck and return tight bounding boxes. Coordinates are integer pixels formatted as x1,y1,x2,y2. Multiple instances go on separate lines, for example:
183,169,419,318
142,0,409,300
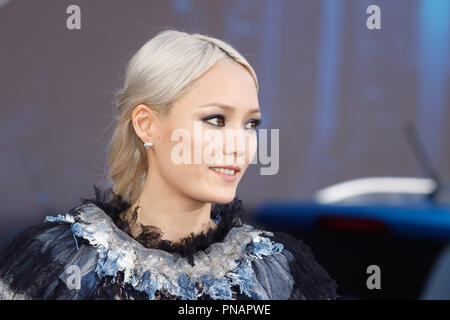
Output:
129,170,217,243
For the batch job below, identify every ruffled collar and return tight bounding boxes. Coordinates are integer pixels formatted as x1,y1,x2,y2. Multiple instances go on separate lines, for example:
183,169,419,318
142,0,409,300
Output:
76,185,246,264
44,186,286,300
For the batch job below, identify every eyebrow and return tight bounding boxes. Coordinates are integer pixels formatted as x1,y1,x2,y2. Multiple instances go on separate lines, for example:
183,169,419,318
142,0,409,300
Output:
198,102,261,114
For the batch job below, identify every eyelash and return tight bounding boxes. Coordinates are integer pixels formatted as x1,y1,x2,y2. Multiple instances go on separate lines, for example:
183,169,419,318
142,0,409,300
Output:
202,114,261,130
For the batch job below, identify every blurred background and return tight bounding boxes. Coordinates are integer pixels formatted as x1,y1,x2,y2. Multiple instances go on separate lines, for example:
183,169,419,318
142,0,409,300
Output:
0,0,449,299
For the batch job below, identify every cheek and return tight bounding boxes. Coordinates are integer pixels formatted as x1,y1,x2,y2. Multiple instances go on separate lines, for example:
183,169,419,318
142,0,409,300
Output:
157,124,193,174
200,132,221,165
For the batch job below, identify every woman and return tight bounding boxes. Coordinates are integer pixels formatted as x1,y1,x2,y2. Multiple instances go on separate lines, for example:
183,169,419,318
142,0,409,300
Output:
0,29,337,300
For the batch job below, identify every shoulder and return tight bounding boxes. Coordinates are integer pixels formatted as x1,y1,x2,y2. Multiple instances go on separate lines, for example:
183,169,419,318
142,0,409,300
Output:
262,229,338,300
0,215,99,300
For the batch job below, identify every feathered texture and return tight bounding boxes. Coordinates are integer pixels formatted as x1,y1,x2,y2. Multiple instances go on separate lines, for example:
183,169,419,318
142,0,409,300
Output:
0,222,94,299
266,231,339,300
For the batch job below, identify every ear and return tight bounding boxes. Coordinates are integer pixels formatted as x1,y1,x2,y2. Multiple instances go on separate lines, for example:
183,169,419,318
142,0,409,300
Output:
131,104,157,145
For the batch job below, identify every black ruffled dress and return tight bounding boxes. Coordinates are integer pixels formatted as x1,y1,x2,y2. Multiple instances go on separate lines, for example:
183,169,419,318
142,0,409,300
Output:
0,186,338,300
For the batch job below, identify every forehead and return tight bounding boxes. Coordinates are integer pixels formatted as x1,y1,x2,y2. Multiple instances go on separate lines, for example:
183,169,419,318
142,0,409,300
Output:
176,60,259,112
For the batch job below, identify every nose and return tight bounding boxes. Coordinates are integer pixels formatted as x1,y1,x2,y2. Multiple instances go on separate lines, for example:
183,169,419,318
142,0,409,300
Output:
223,128,247,159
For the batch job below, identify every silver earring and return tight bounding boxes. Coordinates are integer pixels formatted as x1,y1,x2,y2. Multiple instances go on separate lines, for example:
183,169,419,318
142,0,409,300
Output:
144,142,153,150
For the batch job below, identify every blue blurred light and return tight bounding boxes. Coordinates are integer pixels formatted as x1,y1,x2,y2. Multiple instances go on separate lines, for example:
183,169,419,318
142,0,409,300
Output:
417,0,449,164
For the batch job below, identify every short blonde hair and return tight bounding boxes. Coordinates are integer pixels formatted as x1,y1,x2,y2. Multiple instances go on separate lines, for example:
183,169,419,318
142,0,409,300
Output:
107,29,258,204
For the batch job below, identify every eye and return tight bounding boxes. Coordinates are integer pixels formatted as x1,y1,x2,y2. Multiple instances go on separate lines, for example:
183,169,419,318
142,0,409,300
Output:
202,114,225,127
245,119,261,130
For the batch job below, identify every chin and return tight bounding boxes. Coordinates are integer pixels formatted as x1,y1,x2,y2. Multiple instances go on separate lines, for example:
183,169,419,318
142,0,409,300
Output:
208,188,237,204
185,185,236,205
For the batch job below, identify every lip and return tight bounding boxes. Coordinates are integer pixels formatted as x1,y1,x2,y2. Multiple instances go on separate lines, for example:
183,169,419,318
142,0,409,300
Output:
209,165,241,182
209,165,241,172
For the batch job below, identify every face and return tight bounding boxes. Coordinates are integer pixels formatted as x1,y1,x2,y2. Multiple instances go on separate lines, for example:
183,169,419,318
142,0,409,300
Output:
134,60,260,204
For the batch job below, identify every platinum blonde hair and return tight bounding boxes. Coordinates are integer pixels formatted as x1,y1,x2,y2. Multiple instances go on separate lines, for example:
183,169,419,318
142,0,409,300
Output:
107,29,259,204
